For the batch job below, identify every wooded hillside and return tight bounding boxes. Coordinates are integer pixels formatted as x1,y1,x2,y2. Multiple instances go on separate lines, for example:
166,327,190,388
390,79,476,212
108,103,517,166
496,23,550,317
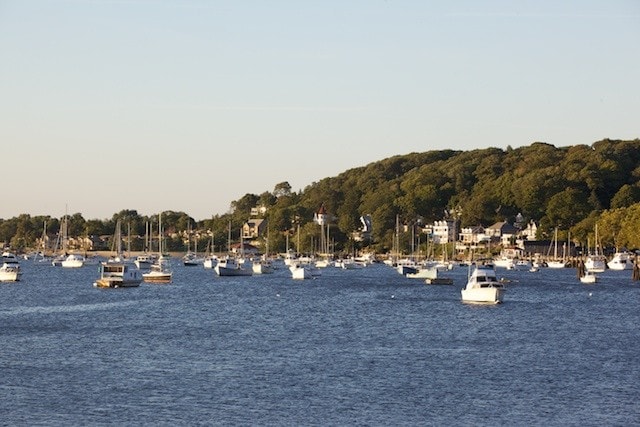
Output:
2,139,640,254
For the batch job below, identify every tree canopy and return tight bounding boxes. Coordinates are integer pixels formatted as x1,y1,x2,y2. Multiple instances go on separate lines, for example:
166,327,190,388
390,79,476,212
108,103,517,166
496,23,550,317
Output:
2,139,640,253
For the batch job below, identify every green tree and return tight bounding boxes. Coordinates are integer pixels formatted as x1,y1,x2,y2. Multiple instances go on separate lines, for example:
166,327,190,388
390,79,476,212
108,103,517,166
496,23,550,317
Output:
611,184,640,209
544,187,592,229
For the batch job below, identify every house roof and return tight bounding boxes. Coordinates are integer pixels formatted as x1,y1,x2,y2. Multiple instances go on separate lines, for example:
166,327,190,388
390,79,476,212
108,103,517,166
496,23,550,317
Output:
486,221,518,234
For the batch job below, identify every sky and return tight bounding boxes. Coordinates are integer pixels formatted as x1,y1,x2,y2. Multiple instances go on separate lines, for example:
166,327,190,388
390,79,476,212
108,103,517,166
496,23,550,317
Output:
1,0,638,221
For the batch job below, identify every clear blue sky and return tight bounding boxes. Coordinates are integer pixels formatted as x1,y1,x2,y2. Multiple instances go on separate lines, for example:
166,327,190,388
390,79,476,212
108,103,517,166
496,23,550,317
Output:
1,0,638,220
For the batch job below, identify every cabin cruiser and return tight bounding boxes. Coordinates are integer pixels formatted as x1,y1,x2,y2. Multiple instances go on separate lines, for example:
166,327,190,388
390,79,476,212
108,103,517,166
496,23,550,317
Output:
461,264,504,304
94,261,143,288
290,264,311,280
135,253,156,270
61,253,85,268
215,257,252,277
0,252,21,282
142,257,172,283
607,252,633,271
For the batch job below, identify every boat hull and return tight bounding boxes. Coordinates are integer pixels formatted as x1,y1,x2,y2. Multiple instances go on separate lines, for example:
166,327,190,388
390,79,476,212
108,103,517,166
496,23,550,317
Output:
461,287,503,304
547,261,567,269
406,267,438,279
580,273,598,284
290,266,311,280
142,272,172,283
215,266,253,276
94,278,142,288
94,262,143,288
0,269,21,282
252,263,274,274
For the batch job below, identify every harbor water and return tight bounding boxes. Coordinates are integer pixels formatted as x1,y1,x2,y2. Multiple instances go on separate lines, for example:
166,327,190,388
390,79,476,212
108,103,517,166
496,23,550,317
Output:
1,261,639,425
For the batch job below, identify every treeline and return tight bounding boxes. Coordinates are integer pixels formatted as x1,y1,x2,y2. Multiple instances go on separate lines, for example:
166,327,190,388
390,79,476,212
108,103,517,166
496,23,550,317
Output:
2,139,640,254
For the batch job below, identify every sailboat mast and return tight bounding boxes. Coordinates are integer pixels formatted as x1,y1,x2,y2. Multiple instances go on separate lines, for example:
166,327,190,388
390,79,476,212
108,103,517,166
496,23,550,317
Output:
158,212,163,255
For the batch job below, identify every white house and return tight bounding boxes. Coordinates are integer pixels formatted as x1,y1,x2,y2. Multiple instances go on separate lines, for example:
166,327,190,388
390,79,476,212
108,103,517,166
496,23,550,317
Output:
459,226,489,245
432,220,456,244
520,220,538,240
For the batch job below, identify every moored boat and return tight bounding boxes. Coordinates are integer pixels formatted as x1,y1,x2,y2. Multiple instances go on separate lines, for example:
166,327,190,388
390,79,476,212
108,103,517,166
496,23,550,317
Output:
406,265,438,279
607,252,633,271
94,262,143,288
183,252,204,267
585,224,606,273
135,253,156,270
396,258,418,276
461,264,504,304
290,264,311,280
142,257,172,283
203,255,218,269
252,259,274,274
215,257,252,277
61,253,85,268
579,270,598,284
1,251,22,280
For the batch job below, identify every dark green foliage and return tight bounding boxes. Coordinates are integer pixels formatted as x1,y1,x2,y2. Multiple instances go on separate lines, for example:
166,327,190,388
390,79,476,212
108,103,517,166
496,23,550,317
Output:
1,139,639,253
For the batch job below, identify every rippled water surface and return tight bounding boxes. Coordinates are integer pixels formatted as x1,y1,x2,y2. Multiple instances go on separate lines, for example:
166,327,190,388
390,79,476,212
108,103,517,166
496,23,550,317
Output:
2,261,639,425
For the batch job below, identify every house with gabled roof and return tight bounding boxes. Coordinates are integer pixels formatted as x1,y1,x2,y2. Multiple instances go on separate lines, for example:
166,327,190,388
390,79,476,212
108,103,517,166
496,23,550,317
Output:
242,218,266,240
485,221,519,246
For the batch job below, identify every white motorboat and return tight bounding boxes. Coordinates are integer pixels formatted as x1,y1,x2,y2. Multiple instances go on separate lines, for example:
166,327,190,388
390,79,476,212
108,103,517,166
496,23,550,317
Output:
0,252,22,281
215,257,252,277
585,255,606,273
406,266,438,280
183,252,204,267
493,256,515,270
135,253,156,270
203,255,218,269
93,262,143,288
514,259,532,270
1,251,20,263
290,264,311,280
142,257,172,283
252,259,274,274
547,260,568,269
315,259,332,268
461,264,504,304
335,259,363,270
61,253,85,268
580,270,598,284
396,259,418,276
607,252,633,271
0,262,22,282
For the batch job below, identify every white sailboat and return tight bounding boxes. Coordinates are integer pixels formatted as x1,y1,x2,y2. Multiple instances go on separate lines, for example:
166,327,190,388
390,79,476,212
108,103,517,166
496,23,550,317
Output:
547,228,568,269
51,212,69,267
94,221,142,288
203,219,218,269
143,212,173,283
214,224,252,277
252,227,274,274
183,223,204,266
585,224,606,273
135,221,156,270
